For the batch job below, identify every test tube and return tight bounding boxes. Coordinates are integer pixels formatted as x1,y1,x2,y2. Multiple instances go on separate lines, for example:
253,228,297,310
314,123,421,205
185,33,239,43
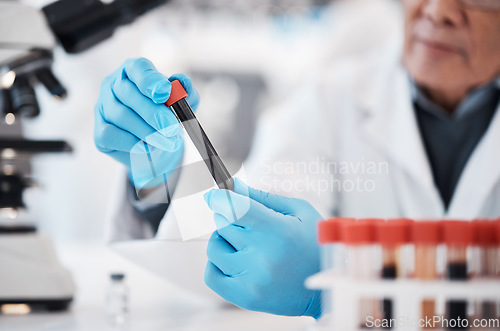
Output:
375,219,412,329
341,219,380,329
318,218,356,319
165,80,234,191
443,220,475,330
318,218,356,273
411,221,442,329
472,220,498,323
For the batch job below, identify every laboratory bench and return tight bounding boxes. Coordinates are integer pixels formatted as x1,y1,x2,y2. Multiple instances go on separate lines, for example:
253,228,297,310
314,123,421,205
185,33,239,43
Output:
0,243,314,331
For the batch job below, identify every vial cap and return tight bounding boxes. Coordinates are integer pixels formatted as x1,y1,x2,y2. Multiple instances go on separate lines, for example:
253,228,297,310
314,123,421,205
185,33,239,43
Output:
375,219,412,245
474,220,497,246
411,221,441,244
165,80,188,107
442,220,474,246
110,273,125,281
318,218,356,244
341,221,374,244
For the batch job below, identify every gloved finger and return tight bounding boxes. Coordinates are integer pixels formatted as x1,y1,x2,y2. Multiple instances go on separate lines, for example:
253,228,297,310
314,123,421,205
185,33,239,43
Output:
204,262,251,311
204,262,240,295
169,73,200,111
204,261,230,292
111,74,182,136
94,113,147,154
206,232,245,277
98,89,182,152
213,214,247,251
122,58,172,104
204,188,283,228
233,177,301,216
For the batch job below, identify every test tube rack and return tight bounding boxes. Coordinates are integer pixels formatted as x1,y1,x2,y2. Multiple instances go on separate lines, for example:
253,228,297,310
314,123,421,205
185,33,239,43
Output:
306,270,500,331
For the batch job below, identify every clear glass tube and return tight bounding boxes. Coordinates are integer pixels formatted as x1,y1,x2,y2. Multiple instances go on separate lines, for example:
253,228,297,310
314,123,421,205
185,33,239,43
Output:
347,244,379,329
415,244,440,329
445,245,469,329
472,245,498,322
321,243,348,274
320,243,347,320
320,244,334,272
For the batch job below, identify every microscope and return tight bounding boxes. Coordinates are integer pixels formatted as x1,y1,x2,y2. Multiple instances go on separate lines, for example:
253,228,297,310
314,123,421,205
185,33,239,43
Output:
0,0,168,312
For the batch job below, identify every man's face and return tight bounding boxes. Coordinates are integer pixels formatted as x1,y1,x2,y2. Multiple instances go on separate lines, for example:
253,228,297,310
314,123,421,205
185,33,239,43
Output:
402,0,500,98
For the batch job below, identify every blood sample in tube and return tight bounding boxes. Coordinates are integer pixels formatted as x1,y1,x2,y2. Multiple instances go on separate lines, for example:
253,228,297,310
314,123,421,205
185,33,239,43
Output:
412,221,442,329
443,220,474,330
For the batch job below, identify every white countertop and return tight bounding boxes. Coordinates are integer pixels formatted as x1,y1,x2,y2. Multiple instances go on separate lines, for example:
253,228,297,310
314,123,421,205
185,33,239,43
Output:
0,243,314,331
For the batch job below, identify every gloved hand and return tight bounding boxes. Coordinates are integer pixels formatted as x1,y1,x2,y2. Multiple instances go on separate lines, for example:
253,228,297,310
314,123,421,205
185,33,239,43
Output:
94,57,200,189
203,178,322,318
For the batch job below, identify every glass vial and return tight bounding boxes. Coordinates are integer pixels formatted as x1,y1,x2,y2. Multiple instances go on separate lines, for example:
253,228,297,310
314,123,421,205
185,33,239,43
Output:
412,221,442,329
318,218,356,273
375,219,412,329
443,221,474,331
341,219,381,329
106,273,129,327
318,217,355,319
471,220,499,325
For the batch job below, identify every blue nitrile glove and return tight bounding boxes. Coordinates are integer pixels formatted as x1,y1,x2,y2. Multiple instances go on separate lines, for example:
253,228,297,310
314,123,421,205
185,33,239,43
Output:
94,57,200,189
203,178,322,319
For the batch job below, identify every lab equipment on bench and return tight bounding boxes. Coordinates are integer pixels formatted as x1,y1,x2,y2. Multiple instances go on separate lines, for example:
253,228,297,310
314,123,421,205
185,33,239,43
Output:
106,273,129,327
309,218,500,331
0,1,74,311
165,80,234,191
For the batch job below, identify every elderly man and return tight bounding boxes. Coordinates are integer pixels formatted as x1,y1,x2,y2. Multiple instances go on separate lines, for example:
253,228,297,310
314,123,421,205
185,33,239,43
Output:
94,0,500,319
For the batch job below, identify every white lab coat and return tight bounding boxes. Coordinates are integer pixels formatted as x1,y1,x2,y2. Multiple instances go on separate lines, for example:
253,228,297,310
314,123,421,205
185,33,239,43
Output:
244,40,500,220
106,39,500,299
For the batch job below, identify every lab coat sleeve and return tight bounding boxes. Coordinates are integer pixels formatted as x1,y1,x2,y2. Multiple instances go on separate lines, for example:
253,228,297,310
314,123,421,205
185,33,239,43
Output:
104,169,155,243
244,74,340,218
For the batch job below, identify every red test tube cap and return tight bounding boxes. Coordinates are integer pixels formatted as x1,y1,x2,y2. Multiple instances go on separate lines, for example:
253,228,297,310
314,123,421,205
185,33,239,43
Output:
341,222,374,244
411,221,442,244
318,218,356,244
474,220,497,246
376,220,412,245
165,80,188,107
442,220,475,246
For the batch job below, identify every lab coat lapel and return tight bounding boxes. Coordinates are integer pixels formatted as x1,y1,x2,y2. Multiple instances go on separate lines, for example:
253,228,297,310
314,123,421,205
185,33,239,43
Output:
358,51,443,218
447,102,500,218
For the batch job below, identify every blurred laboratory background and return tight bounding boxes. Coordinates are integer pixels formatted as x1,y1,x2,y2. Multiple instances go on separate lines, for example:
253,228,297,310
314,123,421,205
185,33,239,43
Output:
1,0,403,329
17,0,402,243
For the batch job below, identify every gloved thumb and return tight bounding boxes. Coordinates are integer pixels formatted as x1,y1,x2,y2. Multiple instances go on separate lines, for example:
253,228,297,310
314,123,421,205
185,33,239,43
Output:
232,178,299,216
